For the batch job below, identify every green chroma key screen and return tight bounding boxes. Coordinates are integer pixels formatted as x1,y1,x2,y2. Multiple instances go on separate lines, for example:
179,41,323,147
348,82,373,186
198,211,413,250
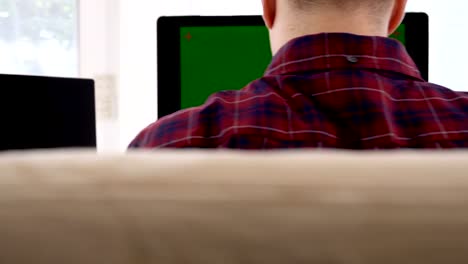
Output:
180,24,406,109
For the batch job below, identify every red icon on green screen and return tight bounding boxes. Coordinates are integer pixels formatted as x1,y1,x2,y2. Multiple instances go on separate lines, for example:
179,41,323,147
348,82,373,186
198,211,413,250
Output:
185,32,192,41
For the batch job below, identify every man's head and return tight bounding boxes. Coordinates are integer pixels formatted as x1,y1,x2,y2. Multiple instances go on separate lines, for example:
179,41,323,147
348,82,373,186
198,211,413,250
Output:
262,0,408,53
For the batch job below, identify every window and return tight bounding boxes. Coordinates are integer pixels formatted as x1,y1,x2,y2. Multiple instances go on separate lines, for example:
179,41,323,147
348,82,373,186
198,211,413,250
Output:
0,0,78,77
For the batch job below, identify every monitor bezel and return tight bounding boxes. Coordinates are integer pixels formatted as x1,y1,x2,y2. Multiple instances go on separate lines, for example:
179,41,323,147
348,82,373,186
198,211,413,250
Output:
157,13,429,119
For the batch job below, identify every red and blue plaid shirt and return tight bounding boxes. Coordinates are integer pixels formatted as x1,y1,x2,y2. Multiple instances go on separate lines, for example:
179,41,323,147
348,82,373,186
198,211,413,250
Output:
129,33,468,149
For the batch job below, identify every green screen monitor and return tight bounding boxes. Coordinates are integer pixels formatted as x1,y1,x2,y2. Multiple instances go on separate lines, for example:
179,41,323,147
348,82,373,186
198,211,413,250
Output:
158,14,428,118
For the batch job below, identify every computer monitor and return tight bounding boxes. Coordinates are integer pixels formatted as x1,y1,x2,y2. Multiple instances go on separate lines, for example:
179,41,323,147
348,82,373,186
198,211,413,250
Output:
157,13,429,118
0,74,97,151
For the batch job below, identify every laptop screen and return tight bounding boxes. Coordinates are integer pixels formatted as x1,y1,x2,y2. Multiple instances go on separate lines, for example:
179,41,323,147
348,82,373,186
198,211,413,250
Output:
0,74,97,151
158,14,428,118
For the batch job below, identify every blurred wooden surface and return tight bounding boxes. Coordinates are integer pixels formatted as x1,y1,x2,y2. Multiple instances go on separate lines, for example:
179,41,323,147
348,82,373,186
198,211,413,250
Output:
0,150,467,264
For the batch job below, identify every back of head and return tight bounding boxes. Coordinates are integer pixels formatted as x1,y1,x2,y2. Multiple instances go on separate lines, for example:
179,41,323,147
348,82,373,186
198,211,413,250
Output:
262,0,407,53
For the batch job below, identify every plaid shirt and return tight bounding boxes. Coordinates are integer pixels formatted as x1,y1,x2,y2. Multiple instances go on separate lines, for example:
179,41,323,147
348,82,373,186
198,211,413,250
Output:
129,33,468,149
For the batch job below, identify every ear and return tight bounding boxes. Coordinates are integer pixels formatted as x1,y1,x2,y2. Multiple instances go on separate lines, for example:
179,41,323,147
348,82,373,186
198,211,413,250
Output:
262,0,277,29
388,0,408,35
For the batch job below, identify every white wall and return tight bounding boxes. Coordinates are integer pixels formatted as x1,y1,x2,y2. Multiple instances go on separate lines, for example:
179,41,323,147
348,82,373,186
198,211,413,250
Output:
81,0,468,151
80,0,121,152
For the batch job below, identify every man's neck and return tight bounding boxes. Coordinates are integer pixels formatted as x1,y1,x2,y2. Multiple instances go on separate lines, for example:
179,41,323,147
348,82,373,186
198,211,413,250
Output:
271,13,389,54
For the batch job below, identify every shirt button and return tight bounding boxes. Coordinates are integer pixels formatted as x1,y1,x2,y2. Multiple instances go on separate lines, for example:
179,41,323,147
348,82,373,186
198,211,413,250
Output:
346,56,359,63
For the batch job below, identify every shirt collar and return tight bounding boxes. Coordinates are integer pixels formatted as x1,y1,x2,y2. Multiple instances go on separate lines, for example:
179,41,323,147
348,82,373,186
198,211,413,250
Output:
265,33,424,81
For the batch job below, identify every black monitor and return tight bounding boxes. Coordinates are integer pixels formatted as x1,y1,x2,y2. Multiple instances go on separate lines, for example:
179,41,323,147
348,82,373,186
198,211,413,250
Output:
157,13,429,118
0,74,97,151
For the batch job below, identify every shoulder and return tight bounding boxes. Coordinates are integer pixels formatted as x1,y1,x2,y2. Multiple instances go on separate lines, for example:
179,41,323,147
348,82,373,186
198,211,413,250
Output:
128,80,277,148
401,81,468,139
415,82,468,104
